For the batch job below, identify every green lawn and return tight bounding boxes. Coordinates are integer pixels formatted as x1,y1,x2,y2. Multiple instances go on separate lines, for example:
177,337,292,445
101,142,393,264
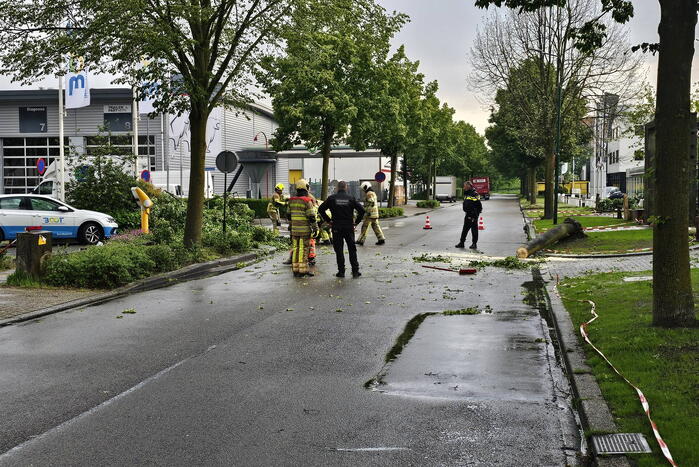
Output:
545,229,653,254
559,271,699,467
534,216,634,233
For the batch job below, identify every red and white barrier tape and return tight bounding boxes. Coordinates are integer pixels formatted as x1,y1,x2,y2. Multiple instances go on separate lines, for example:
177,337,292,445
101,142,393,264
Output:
579,300,677,466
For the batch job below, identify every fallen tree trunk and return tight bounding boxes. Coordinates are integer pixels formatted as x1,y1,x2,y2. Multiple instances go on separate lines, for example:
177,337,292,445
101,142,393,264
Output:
517,218,583,258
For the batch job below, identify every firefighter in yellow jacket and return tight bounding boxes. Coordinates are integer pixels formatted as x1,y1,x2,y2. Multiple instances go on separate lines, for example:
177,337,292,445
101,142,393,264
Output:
356,182,385,246
267,183,286,236
287,179,318,277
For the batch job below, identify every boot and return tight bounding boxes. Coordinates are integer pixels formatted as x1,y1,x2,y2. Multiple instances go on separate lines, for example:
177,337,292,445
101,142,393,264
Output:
469,244,477,250
308,258,316,266
376,239,385,245
352,271,362,278
455,243,465,248
336,271,345,278
355,240,364,246
304,271,315,277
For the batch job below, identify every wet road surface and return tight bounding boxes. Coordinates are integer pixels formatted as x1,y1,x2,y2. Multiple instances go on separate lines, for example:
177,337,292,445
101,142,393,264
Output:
0,195,580,466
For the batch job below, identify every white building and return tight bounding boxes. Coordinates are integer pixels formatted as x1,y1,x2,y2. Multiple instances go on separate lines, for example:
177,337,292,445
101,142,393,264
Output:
585,95,643,199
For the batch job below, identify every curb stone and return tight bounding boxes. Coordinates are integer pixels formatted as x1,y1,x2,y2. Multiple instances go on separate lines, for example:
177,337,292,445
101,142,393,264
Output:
544,242,699,259
537,264,632,467
0,246,277,327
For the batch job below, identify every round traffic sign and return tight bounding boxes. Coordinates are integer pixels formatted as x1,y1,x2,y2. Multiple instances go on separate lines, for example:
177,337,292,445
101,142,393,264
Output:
140,169,151,182
37,158,46,175
215,150,238,173
375,171,386,183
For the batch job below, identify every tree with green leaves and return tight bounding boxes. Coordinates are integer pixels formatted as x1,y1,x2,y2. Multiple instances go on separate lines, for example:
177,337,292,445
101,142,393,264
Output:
347,46,425,207
0,0,305,247
257,0,405,200
471,0,640,219
475,0,697,327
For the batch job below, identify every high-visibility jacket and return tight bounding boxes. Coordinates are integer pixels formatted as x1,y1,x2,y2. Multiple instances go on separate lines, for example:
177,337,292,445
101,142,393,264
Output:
267,192,286,214
288,195,318,236
364,190,379,219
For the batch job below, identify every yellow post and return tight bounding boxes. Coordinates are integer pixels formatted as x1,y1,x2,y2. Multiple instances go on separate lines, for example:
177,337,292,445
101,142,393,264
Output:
131,187,154,234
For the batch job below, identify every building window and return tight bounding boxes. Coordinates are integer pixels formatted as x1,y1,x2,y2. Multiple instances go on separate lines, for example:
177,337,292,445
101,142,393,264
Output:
2,137,68,194
85,135,156,171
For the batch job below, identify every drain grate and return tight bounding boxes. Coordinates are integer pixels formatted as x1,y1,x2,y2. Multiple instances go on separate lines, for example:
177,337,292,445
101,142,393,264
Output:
591,433,652,454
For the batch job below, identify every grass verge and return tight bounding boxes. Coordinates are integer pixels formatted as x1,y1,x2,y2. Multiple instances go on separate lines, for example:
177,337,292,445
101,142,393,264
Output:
558,271,699,466
546,229,654,254
534,216,634,233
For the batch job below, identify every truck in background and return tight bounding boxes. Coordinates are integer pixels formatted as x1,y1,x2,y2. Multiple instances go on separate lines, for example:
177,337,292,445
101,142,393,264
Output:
435,176,457,202
470,177,490,200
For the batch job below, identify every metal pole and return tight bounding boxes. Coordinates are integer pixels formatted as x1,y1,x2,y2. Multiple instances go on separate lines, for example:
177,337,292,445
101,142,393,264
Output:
223,171,228,233
162,113,168,191
132,88,139,176
58,75,65,202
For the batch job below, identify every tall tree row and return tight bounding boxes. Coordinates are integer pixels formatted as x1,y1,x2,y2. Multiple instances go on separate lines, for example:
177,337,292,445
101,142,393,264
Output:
475,0,697,327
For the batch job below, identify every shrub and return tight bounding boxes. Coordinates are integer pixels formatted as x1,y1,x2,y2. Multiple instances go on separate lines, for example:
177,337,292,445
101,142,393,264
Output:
0,251,13,271
379,207,404,218
202,229,252,255
145,244,183,272
411,190,428,200
417,200,441,209
596,198,624,212
229,198,271,218
252,225,276,242
43,243,157,289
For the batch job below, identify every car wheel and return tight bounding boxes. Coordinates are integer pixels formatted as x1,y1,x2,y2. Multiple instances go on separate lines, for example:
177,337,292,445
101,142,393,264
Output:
79,222,103,245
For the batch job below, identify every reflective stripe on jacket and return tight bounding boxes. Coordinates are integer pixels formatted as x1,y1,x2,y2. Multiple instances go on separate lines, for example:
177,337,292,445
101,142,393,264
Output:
288,196,317,236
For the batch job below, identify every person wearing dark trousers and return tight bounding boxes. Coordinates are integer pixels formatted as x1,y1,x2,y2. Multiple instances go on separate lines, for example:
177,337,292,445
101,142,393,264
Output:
318,181,366,278
456,181,483,250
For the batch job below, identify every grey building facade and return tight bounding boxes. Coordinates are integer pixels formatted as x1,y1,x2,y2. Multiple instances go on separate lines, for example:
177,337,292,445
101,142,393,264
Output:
0,88,280,197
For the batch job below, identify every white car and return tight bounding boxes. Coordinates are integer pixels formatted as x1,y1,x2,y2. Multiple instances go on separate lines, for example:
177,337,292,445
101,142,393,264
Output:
0,194,118,244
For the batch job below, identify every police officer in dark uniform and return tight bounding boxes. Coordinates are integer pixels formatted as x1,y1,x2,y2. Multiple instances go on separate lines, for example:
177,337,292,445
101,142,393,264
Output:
455,181,483,250
318,181,366,278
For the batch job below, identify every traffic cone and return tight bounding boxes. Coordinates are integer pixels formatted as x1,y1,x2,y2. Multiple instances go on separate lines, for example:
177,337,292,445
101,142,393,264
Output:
478,216,485,230
423,216,433,230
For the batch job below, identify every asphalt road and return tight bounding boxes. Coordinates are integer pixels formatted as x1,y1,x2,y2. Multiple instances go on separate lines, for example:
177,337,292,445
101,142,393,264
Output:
0,195,581,466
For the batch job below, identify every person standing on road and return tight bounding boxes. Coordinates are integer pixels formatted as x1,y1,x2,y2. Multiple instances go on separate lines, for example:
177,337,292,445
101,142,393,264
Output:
267,183,287,236
318,181,365,278
356,182,385,246
287,179,318,277
455,181,483,250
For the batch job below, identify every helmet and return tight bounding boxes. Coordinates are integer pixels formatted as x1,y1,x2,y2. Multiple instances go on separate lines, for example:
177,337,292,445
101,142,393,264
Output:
295,179,308,190
361,182,372,192
275,183,284,191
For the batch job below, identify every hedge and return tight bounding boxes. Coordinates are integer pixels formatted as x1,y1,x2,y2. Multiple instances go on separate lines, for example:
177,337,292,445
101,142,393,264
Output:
416,200,441,208
378,207,404,218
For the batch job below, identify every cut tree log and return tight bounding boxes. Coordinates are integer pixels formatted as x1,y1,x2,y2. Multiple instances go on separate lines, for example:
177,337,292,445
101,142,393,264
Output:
517,218,584,258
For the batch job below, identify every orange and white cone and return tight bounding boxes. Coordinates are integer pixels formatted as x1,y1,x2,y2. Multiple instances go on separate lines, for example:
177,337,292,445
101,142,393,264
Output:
478,216,485,230
423,216,433,230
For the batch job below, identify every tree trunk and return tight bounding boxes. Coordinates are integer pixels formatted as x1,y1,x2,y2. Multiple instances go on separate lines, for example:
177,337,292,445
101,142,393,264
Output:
528,166,537,204
517,218,582,258
320,126,333,200
403,156,408,203
183,105,209,247
652,0,697,327
543,149,555,218
388,152,397,207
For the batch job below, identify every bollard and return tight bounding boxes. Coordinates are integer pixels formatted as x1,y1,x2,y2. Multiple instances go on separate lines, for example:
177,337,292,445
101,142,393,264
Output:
15,231,52,279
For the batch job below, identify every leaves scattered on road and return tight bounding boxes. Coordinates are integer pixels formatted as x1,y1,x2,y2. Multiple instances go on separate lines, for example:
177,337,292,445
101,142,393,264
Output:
413,253,452,263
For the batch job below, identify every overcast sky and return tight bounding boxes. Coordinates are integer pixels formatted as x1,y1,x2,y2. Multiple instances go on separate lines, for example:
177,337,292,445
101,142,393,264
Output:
377,0,698,133
2,2,695,135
